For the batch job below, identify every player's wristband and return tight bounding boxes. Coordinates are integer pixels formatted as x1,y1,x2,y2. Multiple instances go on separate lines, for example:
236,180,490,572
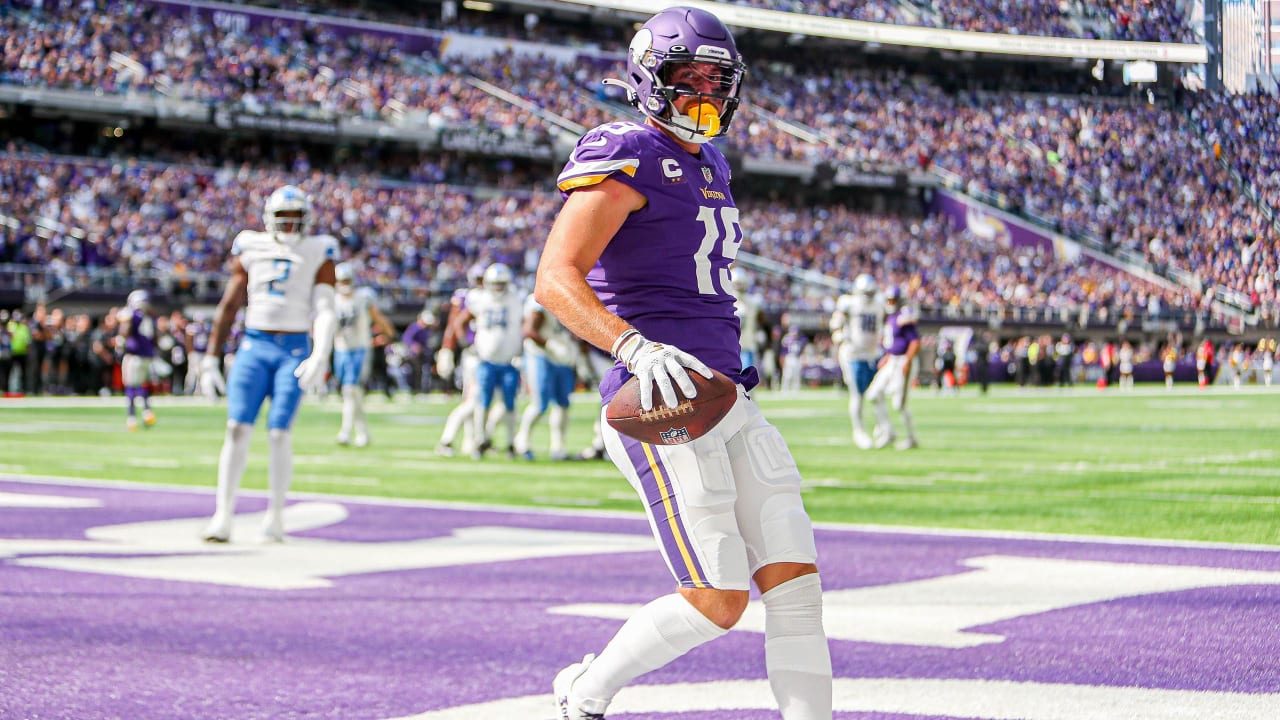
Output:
611,328,644,364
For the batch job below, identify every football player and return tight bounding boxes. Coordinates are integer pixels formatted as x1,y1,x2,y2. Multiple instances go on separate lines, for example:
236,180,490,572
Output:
535,7,831,719
731,270,767,376
865,285,921,449
332,262,396,447
1262,338,1276,386
117,289,158,431
435,263,486,457
1196,339,1215,389
1163,342,1179,390
514,295,580,461
198,185,337,543
448,263,525,459
1117,340,1135,391
830,273,882,448
1229,342,1247,389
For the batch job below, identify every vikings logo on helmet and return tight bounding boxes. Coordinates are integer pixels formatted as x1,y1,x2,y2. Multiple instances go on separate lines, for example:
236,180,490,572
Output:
609,6,747,145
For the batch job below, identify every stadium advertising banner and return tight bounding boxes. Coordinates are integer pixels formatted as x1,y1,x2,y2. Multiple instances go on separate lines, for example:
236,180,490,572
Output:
437,127,557,160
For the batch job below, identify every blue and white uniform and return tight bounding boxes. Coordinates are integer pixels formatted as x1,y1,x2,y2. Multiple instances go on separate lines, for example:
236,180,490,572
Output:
523,296,579,414
226,229,337,430
334,286,377,387
832,292,883,395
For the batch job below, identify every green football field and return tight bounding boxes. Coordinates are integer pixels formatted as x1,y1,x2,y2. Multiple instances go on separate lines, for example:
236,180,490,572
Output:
1,385,1277,545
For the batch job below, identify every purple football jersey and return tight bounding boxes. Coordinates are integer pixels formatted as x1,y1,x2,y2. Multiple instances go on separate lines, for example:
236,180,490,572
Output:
882,309,919,356
557,121,750,401
124,310,157,358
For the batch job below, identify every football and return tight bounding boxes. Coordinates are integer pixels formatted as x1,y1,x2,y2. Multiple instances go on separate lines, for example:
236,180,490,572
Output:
606,368,738,445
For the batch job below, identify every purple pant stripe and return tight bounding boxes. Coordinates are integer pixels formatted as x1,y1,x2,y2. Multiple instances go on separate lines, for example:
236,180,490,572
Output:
621,435,708,588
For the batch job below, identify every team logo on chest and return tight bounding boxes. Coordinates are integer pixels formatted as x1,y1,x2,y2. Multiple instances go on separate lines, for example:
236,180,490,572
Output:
702,166,714,184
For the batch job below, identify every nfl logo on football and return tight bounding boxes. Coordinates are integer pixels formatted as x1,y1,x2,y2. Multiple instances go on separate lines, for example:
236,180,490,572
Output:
659,426,692,445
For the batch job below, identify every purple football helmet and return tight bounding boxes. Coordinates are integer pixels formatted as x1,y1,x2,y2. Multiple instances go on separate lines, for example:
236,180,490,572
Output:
611,6,746,144
883,285,903,309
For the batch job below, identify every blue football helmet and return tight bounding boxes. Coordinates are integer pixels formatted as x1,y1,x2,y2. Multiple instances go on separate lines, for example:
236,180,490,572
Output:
610,6,746,144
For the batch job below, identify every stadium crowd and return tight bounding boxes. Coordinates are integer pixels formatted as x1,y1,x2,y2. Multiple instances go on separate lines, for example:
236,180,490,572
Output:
1,0,1273,328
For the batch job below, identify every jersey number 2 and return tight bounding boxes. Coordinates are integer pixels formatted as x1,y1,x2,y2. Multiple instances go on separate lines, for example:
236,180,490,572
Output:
267,259,292,296
693,206,742,296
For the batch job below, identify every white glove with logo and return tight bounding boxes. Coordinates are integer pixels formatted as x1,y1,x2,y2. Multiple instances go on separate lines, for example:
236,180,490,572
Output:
613,330,712,411
294,353,330,392
199,355,225,399
435,348,455,380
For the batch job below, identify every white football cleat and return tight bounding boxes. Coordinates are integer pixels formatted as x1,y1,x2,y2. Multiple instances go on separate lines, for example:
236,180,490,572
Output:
256,523,285,544
353,433,369,448
895,437,919,451
553,653,607,720
872,425,894,449
852,427,873,450
336,432,351,446
201,518,231,544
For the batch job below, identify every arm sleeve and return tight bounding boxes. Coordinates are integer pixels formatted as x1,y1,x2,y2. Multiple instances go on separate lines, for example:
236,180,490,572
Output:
310,283,337,359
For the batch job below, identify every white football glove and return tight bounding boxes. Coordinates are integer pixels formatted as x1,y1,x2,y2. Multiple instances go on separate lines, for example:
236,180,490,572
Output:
293,353,329,392
614,331,713,411
199,355,225,399
435,348,455,380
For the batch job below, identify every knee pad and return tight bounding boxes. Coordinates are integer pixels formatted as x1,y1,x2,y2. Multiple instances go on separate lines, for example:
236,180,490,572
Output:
762,573,828,673
739,424,816,568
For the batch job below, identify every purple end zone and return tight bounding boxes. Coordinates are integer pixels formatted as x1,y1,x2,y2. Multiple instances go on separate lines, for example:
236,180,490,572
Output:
1,478,1278,720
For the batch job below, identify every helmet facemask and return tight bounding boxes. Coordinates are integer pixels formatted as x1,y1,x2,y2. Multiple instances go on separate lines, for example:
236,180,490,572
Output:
263,185,313,245
647,56,744,143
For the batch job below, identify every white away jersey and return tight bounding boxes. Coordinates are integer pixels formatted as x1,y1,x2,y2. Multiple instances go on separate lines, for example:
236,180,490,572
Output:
524,296,580,367
833,293,884,361
335,287,377,351
233,230,338,333
466,286,526,364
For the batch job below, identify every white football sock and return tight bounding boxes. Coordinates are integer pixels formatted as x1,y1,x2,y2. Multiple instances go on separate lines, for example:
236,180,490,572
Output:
439,397,473,446
500,409,516,448
515,404,541,453
351,385,367,437
763,574,832,720
899,407,917,443
549,405,568,455
849,393,865,432
266,429,293,532
340,385,356,436
472,402,490,448
211,421,253,526
872,397,891,430
574,593,727,712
